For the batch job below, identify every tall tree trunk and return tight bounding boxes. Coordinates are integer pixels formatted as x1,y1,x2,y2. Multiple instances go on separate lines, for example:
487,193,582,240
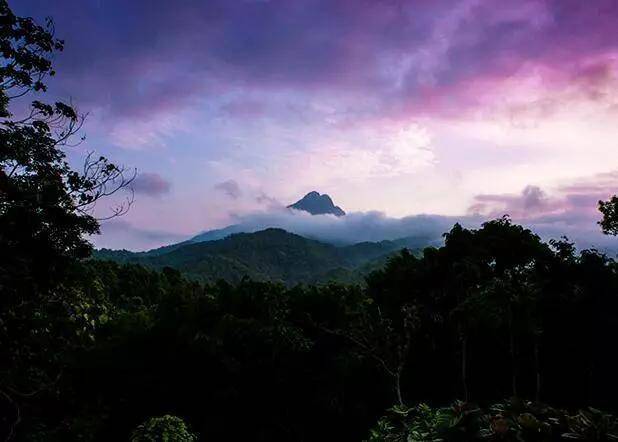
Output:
534,339,541,402
394,372,404,406
461,334,469,402
509,325,518,398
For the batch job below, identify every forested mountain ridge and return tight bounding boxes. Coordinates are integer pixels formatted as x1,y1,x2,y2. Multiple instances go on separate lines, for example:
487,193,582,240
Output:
94,228,410,284
57,219,618,440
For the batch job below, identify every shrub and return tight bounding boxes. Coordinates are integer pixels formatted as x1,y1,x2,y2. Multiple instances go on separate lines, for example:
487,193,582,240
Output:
367,399,618,441
130,415,198,441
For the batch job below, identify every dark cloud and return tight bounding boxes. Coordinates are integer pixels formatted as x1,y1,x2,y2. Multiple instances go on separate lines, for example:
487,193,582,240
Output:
469,185,551,218
11,0,617,254
94,220,186,251
131,172,171,197
468,172,618,254
13,0,618,124
255,192,283,210
214,179,242,199
469,173,618,223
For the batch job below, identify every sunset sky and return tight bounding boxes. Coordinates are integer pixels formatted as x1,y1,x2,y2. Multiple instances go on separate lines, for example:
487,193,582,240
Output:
14,0,618,250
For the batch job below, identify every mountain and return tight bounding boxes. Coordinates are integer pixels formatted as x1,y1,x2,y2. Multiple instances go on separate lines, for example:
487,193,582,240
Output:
189,192,344,243
94,191,443,282
94,228,413,285
287,191,345,216
191,224,245,243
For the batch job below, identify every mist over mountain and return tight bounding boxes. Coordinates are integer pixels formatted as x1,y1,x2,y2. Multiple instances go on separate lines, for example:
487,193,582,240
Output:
99,188,618,256
94,189,466,284
189,191,464,246
95,190,454,285
193,210,463,245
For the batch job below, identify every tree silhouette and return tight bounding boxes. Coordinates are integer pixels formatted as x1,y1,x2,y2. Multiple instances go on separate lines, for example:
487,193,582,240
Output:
599,196,618,235
0,1,133,438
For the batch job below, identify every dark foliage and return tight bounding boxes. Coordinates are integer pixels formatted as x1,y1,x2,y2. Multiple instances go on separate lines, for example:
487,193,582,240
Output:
9,217,618,441
94,228,406,285
599,196,618,236
368,399,618,441
0,2,132,439
2,2,618,441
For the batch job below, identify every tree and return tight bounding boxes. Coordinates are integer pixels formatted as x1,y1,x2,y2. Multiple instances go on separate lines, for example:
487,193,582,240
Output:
0,0,134,297
131,415,198,442
313,274,419,406
599,196,618,235
443,223,483,402
0,1,133,438
476,269,541,399
358,250,423,406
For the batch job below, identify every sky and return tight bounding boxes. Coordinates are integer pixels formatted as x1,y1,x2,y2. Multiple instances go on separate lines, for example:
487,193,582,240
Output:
13,0,618,251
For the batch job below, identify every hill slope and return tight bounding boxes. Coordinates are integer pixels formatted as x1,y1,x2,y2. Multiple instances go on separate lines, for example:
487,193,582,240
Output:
94,228,410,284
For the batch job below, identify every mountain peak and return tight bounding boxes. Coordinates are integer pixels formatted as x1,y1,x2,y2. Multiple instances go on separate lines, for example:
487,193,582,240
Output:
287,191,346,217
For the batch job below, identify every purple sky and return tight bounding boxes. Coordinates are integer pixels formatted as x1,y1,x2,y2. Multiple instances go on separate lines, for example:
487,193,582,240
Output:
13,0,618,250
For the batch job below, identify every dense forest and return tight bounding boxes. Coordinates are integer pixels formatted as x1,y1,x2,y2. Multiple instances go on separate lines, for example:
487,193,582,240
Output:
2,2,618,441
93,228,424,285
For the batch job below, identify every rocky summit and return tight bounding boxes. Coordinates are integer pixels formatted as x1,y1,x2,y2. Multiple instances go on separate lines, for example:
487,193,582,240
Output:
287,191,346,217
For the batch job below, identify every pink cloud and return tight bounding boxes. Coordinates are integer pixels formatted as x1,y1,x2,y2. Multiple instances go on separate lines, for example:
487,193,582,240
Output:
16,0,618,142
131,172,172,197
469,171,618,226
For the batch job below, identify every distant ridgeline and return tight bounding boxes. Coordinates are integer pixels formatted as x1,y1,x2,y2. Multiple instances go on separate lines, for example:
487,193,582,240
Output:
95,191,436,284
94,228,425,285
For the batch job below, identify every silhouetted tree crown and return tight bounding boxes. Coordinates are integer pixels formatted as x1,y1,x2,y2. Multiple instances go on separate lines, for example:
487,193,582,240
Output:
599,196,618,235
0,2,133,439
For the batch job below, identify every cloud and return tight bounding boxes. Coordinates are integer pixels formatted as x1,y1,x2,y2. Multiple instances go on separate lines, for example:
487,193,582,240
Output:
201,170,618,254
468,173,618,223
468,171,618,253
215,185,617,255
131,172,172,197
14,0,617,254
214,179,242,199
277,122,435,183
469,185,552,219
255,192,283,210
95,170,618,254
207,207,479,246
94,220,186,251
15,0,618,133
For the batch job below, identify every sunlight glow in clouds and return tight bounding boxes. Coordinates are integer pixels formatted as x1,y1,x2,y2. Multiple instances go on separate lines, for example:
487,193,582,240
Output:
280,123,435,182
